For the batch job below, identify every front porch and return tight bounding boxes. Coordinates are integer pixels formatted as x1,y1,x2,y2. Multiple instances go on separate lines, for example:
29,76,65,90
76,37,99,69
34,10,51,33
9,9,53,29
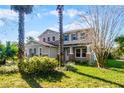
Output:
64,45,91,62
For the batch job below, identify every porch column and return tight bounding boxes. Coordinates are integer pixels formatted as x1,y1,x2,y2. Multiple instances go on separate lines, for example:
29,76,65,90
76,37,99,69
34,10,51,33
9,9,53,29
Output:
70,46,73,54
86,45,92,64
69,46,75,61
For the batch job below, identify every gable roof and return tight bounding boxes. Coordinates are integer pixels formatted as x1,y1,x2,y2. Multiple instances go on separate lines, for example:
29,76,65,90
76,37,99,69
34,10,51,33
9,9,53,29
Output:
26,40,56,47
64,28,91,34
38,29,59,38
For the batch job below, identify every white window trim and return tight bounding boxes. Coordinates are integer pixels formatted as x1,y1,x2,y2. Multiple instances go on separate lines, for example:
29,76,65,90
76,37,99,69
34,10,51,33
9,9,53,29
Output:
39,47,42,56
75,48,86,58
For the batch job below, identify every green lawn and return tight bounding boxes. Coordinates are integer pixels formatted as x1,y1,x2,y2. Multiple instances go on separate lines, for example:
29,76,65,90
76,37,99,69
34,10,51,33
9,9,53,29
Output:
0,60,124,88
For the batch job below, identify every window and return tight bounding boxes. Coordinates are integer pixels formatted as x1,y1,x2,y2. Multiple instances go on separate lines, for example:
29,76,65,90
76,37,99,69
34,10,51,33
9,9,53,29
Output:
29,48,32,55
34,48,36,55
75,47,87,58
80,33,85,39
64,34,69,41
82,47,87,57
39,48,42,55
76,49,80,57
43,38,45,42
48,37,50,41
52,36,55,41
71,33,77,40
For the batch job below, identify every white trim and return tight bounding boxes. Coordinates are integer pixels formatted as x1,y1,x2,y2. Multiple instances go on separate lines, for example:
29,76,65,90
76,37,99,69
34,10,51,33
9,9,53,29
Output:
39,47,42,56
75,48,87,58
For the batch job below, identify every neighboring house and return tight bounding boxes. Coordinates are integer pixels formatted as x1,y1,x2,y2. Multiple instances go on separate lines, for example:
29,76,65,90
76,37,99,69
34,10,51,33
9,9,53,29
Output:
25,28,93,62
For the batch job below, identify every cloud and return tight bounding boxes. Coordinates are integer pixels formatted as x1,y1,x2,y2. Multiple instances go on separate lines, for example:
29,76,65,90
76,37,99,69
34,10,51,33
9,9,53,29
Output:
45,9,81,18
47,21,86,32
33,8,81,19
0,20,4,26
0,9,18,26
25,30,40,40
64,21,83,31
49,10,58,16
65,9,82,18
0,9,18,20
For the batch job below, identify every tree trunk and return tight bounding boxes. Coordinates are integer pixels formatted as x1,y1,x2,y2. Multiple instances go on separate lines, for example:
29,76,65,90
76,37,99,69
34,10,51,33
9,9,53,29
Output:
96,53,105,68
58,6,64,66
18,11,25,62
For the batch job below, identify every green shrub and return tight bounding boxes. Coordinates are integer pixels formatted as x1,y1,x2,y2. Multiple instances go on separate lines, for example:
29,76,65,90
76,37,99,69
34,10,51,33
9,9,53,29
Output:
107,53,114,59
18,56,58,74
0,65,19,74
75,60,88,65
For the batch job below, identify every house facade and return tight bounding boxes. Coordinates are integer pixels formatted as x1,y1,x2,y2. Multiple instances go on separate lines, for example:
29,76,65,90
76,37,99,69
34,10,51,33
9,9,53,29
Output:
25,28,93,62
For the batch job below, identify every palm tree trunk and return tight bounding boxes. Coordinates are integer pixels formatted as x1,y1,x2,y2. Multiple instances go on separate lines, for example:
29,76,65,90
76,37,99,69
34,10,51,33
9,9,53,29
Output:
59,8,64,66
18,11,25,61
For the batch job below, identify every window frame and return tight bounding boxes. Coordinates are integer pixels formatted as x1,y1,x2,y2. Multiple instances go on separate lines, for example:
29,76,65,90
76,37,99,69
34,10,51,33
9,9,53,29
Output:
43,38,46,42
48,37,50,41
75,48,81,58
71,33,77,41
80,33,85,39
75,47,87,58
39,47,42,56
64,34,69,41
52,36,55,41
34,48,36,55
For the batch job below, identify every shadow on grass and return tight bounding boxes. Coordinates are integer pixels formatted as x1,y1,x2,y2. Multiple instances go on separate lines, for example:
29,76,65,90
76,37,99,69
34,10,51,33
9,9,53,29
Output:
73,70,124,87
21,71,69,88
35,71,70,82
21,73,42,88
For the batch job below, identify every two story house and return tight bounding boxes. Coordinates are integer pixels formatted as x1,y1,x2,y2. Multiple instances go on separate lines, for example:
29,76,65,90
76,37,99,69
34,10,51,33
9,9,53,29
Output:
25,28,92,62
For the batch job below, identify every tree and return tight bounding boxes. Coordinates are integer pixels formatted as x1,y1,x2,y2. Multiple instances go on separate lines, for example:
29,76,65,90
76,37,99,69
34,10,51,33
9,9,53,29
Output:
11,5,33,62
56,5,64,66
0,41,18,65
80,6,124,68
114,35,124,56
0,43,5,64
26,36,35,43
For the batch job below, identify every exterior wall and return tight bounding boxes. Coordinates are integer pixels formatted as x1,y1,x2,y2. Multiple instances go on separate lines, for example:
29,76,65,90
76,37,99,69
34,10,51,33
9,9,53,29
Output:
64,30,91,45
49,47,58,58
26,43,57,58
64,45,92,62
25,29,93,62
39,30,59,42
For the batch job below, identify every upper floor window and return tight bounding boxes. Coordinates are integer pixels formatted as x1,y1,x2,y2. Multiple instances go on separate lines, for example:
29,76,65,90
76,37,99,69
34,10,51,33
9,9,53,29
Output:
48,37,50,41
64,34,69,41
43,38,46,42
71,33,77,40
52,36,55,41
80,33,85,39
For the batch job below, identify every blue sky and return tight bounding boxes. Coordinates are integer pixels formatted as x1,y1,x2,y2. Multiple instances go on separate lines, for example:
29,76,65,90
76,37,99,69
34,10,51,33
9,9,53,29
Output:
0,5,86,43
0,5,123,44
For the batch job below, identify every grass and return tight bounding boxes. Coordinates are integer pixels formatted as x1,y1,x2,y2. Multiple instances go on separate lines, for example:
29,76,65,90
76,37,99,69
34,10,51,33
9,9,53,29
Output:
0,59,124,88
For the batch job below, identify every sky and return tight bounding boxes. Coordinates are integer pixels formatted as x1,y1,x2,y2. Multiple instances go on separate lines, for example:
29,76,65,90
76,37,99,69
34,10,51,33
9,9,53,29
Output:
0,5,123,44
0,5,87,43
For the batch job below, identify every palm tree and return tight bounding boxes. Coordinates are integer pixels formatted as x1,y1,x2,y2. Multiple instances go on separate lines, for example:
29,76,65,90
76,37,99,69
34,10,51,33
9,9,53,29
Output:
11,5,33,61
56,5,64,66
